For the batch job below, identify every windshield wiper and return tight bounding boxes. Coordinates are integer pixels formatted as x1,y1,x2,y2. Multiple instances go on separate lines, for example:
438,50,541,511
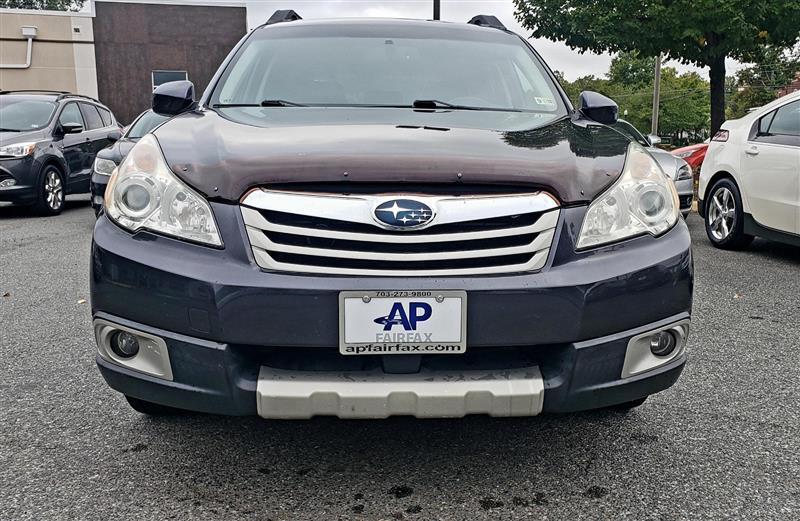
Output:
412,99,522,112
260,99,307,107
0,128,21,132
211,100,308,108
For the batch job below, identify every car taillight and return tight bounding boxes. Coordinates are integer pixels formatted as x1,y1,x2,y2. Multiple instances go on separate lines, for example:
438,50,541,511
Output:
712,130,729,142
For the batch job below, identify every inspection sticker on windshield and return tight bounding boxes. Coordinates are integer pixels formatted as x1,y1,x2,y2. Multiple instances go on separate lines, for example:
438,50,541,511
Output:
339,291,467,355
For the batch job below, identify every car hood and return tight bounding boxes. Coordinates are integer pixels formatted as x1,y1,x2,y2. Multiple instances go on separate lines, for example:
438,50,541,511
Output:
647,147,685,180
97,138,137,164
0,129,46,146
153,109,632,204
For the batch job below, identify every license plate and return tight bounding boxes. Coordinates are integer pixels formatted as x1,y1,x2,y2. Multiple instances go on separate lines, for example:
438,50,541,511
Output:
339,291,467,356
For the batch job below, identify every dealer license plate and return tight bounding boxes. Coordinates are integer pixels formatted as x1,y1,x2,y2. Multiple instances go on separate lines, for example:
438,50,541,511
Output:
339,291,467,356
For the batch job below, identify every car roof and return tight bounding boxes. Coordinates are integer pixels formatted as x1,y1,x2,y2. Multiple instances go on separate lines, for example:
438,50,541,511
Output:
723,90,800,129
255,17,518,41
0,91,108,107
0,93,60,101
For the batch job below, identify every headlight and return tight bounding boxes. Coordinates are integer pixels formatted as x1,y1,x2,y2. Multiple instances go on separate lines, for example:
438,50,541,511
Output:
105,134,222,246
577,143,679,249
93,157,117,176
0,142,36,158
676,163,693,181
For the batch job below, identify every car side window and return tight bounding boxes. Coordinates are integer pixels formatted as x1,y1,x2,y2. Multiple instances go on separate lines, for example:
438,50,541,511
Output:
758,112,776,135
58,102,84,129
752,101,800,146
97,107,113,127
768,101,800,137
79,103,104,130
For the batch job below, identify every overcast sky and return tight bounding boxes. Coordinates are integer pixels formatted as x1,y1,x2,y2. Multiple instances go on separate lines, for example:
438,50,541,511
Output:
243,0,743,81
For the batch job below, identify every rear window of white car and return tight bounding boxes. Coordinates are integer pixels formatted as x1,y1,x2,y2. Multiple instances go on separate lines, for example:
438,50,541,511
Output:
768,101,799,136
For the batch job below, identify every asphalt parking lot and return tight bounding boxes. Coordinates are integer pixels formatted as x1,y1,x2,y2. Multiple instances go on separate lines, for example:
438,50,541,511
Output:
1,198,798,521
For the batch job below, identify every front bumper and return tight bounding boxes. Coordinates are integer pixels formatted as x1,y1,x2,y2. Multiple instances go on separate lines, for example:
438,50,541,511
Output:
91,204,693,417
674,177,694,214
0,158,38,204
90,172,110,214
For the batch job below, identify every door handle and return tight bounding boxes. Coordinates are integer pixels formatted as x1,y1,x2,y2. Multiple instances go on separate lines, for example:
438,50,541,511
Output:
745,145,759,156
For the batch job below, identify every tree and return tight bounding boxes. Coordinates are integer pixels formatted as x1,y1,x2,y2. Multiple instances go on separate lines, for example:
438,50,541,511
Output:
561,75,614,106
514,0,800,133
727,46,800,119
557,53,710,144
608,52,655,89
0,0,84,10
657,68,710,143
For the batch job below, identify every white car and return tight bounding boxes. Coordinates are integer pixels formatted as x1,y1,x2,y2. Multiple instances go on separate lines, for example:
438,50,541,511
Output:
699,91,800,249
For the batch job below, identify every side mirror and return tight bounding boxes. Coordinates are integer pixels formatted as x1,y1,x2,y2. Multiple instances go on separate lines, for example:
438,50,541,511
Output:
152,80,196,116
61,122,84,134
578,91,619,125
107,130,122,143
647,134,662,147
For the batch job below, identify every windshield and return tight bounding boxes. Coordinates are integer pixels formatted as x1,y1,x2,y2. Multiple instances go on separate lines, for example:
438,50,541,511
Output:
211,26,565,114
125,111,170,139
0,97,56,131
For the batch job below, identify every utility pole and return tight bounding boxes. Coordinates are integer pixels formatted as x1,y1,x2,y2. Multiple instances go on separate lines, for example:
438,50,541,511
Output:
651,53,662,137
433,0,440,20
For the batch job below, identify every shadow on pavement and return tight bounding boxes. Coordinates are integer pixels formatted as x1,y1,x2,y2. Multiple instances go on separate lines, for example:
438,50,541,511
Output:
0,198,90,219
114,406,660,511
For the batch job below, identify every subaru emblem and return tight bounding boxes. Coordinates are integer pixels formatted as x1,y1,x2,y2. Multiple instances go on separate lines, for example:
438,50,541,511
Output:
374,199,435,229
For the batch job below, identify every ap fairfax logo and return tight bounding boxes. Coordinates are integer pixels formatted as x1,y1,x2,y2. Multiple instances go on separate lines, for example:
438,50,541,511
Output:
374,302,432,331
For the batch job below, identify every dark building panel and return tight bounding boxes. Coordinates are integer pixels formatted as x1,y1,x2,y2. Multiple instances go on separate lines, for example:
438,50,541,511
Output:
93,1,247,124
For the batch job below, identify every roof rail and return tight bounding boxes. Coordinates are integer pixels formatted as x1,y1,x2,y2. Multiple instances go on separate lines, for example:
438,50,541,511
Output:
0,90,104,105
55,93,102,104
265,9,302,25
0,89,69,96
467,15,507,30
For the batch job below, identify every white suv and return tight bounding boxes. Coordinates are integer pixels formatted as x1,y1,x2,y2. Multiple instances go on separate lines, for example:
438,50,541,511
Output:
699,91,800,249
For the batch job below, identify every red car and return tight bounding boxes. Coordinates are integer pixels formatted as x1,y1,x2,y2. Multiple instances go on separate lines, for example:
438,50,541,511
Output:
672,142,708,170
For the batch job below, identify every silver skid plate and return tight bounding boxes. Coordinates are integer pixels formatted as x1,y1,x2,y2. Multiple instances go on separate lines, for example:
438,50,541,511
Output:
256,366,544,419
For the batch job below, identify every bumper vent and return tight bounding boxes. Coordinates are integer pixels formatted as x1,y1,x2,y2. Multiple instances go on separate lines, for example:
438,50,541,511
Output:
240,189,560,276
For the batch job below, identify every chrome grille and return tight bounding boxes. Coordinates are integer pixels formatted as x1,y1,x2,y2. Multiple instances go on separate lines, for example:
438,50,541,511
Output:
241,190,560,276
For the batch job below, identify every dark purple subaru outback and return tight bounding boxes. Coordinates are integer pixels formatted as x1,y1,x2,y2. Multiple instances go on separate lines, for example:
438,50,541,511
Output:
91,12,692,418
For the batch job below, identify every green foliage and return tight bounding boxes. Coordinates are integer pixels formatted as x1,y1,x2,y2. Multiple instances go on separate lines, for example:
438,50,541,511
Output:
608,52,655,89
657,69,710,140
0,0,84,10
514,0,800,132
727,47,800,119
556,53,711,146
513,0,800,67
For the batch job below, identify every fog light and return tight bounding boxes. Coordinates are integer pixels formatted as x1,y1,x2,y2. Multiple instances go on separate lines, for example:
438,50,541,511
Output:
110,331,140,358
649,331,677,357
0,179,16,188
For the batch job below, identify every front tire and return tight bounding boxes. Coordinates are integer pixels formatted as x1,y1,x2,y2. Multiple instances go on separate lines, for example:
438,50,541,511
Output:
704,178,753,250
125,396,184,416
33,165,65,216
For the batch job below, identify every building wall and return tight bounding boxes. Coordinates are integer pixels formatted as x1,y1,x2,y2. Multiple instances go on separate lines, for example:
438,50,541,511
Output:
93,1,247,124
0,10,98,97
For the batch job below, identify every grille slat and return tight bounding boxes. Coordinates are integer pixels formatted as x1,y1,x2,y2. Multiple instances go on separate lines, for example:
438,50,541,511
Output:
246,225,555,262
241,190,560,276
264,229,537,253
240,206,559,244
